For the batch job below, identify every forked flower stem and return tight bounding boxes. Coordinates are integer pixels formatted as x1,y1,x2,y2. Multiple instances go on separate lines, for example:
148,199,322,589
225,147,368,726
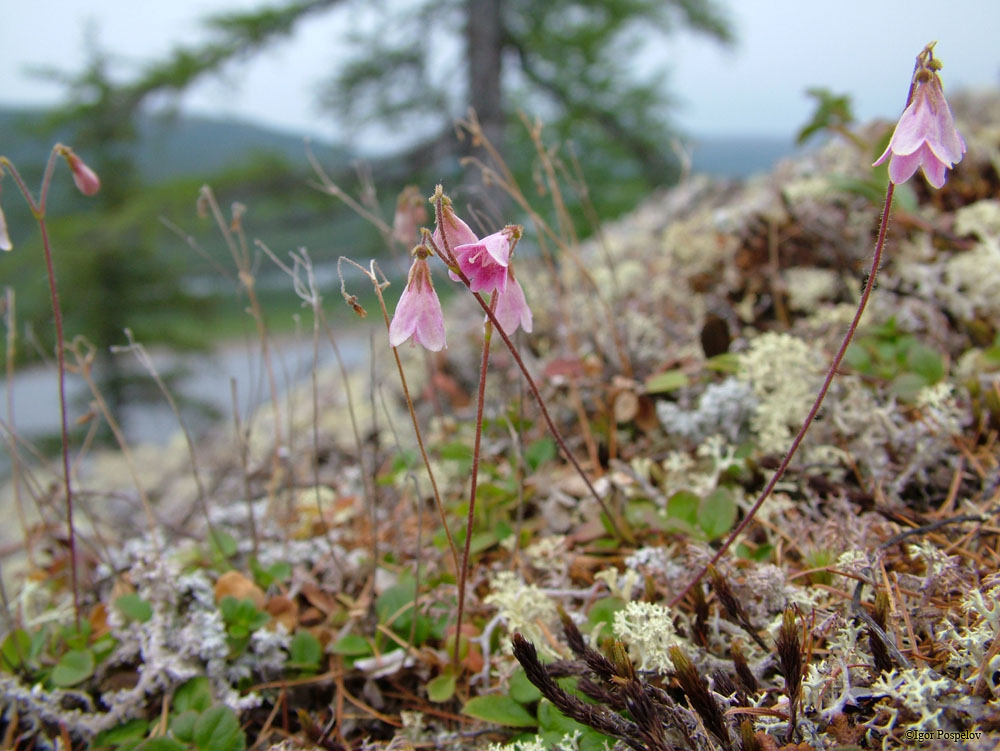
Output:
360,259,461,575
670,181,896,608
431,194,628,542
1,150,80,627
454,297,495,668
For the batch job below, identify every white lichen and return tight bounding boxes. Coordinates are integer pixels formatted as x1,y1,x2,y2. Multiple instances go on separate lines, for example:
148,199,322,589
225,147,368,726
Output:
611,600,679,672
483,572,560,657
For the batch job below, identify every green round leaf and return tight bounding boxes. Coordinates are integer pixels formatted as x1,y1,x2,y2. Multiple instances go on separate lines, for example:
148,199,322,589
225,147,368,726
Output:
1,629,32,671
509,668,542,705
115,593,153,623
51,648,95,687
174,676,213,714
170,711,199,744
329,633,372,657
907,342,944,383
644,369,689,394
193,705,244,751
92,718,150,750
138,738,188,751
698,488,737,541
287,630,323,671
462,695,536,727
666,490,700,526
427,671,457,703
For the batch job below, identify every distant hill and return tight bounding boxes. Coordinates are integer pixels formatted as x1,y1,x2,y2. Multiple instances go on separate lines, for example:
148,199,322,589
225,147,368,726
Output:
1,104,795,185
0,106,351,183
687,134,799,178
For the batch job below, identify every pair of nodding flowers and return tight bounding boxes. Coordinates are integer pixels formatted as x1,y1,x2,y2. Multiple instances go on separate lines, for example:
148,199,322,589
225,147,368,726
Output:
874,42,965,189
388,199,532,351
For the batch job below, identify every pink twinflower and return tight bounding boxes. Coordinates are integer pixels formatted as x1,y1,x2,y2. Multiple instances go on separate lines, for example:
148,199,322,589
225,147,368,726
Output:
389,253,447,351
873,44,965,189
432,198,478,256
450,228,516,293
492,269,533,336
0,182,10,251
59,147,101,196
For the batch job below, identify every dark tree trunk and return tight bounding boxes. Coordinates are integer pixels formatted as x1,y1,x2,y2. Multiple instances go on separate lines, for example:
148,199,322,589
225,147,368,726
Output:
464,0,506,220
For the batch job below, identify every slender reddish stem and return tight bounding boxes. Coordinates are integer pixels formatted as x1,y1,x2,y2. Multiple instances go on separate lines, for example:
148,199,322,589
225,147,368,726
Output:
670,182,896,607
453,297,495,668
2,151,80,627
431,197,627,541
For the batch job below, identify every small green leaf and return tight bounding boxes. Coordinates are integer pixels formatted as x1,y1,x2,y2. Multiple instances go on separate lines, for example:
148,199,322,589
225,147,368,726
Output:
171,711,199,743
890,372,929,402
907,343,944,383
193,705,244,751
137,739,187,751
1,629,31,671
427,671,457,703
698,488,737,541
703,352,740,374
174,676,214,714
439,441,472,462
524,438,557,472
666,490,700,526
330,633,372,656
115,594,153,623
586,597,625,635
844,342,871,373
644,369,689,394
92,718,149,750
737,542,774,562
51,648,95,687
509,668,542,704
462,695,537,727
208,530,238,558
287,631,323,672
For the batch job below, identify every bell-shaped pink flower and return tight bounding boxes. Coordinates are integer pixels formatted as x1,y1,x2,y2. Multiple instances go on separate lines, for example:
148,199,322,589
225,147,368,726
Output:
432,200,478,257
59,147,101,196
492,268,532,336
449,229,513,293
389,254,446,351
0,205,11,252
0,183,11,251
873,46,965,189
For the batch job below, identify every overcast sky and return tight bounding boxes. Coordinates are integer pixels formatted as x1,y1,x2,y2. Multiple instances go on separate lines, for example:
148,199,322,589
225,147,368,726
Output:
2,0,998,149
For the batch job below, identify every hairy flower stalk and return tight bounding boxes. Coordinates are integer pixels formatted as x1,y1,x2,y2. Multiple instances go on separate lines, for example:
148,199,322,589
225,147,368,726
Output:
0,145,101,627
430,187,627,542
672,43,964,607
873,43,966,188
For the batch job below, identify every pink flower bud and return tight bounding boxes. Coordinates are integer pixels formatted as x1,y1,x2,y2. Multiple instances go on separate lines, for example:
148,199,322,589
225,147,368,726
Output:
0,203,11,252
392,185,428,245
0,180,10,251
61,147,101,196
389,254,447,351
873,44,965,189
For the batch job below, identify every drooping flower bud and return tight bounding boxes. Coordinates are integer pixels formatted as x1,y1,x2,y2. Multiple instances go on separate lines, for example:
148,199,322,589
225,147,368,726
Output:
873,43,966,189
0,180,11,251
59,146,101,196
389,250,447,351
392,185,428,246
